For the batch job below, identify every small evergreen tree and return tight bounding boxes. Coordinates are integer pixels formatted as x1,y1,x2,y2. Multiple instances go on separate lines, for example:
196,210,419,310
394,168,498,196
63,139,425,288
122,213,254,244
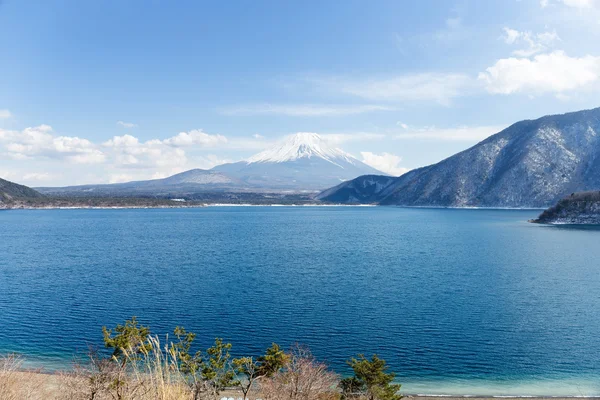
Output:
102,316,152,365
101,317,153,399
170,326,205,399
171,326,202,376
201,337,238,396
233,343,289,400
232,356,260,400
257,343,289,377
341,354,401,400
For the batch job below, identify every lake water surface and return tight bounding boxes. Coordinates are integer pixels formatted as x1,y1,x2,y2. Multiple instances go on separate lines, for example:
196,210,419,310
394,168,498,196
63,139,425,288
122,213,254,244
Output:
1,207,599,396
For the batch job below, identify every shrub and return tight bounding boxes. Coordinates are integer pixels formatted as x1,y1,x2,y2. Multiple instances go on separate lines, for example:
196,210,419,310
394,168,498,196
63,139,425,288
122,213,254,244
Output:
341,354,401,400
260,345,340,400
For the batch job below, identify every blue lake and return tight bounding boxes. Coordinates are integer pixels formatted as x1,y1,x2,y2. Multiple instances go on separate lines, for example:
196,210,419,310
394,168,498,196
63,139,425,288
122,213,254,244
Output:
1,206,600,396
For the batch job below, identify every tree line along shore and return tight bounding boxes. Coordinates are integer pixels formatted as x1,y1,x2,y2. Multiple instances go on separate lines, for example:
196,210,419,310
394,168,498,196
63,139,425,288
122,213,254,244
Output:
0,317,401,400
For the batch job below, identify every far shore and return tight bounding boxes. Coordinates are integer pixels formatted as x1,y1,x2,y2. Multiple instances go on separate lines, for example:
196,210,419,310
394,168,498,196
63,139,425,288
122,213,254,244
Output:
1,203,549,210
1,204,205,210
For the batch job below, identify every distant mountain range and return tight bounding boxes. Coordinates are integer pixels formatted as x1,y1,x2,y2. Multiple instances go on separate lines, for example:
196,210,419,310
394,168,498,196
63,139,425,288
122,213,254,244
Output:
319,107,600,208
36,133,384,196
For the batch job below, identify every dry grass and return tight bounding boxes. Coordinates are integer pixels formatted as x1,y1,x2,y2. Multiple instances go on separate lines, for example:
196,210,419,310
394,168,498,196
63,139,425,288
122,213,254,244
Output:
0,338,346,400
0,354,56,400
260,346,340,400
56,336,200,400
0,341,209,400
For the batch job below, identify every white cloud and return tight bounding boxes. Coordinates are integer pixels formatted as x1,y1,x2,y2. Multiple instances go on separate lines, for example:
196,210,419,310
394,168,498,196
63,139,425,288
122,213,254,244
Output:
103,134,188,169
143,155,234,180
117,121,138,128
0,125,232,182
0,109,11,119
226,136,276,151
311,73,473,106
221,103,393,117
252,133,265,139
479,51,600,95
0,125,106,164
394,125,506,141
162,129,228,147
562,0,595,8
432,17,470,43
101,130,234,177
445,17,461,30
196,154,234,169
0,170,54,185
501,27,560,57
320,132,386,145
0,169,18,181
0,125,246,185
22,172,52,182
108,174,135,184
360,152,408,176
502,27,522,45
541,0,596,7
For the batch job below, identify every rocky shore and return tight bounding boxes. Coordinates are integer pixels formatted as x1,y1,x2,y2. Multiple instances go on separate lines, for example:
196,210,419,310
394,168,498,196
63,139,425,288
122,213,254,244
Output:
532,191,600,224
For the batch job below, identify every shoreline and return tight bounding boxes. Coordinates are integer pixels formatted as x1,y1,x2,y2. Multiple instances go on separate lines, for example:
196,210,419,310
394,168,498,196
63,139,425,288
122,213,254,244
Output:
1,204,205,210
11,371,600,399
1,203,546,210
10,369,600,398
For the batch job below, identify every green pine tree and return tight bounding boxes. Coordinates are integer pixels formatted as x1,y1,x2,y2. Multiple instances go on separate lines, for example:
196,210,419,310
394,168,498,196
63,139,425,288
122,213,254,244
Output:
102,316,152,365
170,326,205,399
201,337,238,395
341,354,401,400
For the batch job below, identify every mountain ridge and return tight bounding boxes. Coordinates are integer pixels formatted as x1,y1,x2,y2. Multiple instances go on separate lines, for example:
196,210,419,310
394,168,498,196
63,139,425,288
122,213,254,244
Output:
0,177,44,203
319,107,600,208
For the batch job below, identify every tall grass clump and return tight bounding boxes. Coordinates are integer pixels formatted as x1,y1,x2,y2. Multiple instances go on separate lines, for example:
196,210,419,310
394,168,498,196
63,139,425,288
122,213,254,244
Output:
1,316,402,400
0,353,49,400
0,353,23,400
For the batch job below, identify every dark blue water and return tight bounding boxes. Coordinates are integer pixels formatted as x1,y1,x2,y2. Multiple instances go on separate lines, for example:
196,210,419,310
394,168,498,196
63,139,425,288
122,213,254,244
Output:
1,207,600,395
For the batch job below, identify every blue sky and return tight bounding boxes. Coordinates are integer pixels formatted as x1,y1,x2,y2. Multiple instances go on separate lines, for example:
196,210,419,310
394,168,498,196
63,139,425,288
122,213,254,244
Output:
2,0,600,185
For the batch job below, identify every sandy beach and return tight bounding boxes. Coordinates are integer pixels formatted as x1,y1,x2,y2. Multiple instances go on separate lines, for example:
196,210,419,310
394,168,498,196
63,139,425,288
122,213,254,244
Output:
3,371,599,400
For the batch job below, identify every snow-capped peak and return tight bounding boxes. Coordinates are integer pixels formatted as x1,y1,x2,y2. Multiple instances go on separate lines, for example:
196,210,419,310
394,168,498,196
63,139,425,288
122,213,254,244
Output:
246,132,358,167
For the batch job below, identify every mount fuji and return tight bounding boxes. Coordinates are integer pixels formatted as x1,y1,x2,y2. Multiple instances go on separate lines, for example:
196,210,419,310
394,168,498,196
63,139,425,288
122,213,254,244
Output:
212,132,384,190
36,133,384,196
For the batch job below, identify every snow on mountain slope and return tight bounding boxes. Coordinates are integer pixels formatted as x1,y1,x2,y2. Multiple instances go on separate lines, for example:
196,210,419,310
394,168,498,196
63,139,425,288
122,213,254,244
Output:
212,133,385,190
319,107,600,207
246,132,359,167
